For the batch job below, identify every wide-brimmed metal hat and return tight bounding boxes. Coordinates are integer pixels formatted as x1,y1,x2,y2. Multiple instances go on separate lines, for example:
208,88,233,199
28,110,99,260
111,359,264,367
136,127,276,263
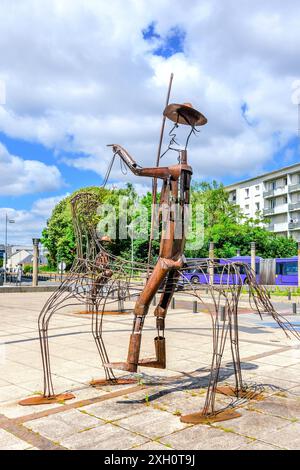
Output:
163,102,207,126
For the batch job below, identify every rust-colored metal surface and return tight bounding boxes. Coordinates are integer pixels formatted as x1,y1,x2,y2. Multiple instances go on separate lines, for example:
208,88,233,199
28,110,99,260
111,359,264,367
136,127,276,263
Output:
89,378,137,386
164,102,207,126
19,393,75,406
76,310,130,315
216,385,264,400
180,409,242,424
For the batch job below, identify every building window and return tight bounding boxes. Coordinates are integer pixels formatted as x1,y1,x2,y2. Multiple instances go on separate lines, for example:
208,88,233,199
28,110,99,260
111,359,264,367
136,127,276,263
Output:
255,185,259,191
255,202,260,211
245,204,249,210
271,181,276,190
270,199,276,209
245,188,249,197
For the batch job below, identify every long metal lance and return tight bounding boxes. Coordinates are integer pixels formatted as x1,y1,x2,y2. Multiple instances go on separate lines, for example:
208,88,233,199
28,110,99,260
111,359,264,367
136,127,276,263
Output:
147,73,174,272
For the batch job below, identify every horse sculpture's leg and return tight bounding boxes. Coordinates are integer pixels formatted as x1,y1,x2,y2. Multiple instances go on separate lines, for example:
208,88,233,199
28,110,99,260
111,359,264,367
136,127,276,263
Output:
19,284,76,405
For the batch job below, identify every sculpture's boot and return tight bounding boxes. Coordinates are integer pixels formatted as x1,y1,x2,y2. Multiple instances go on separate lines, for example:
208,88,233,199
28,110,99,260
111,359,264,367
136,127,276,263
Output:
104,333,141,372
138,336,166,369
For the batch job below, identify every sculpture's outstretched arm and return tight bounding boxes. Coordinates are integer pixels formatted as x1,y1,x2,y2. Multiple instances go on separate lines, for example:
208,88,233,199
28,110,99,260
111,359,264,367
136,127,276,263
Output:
108,144,179,179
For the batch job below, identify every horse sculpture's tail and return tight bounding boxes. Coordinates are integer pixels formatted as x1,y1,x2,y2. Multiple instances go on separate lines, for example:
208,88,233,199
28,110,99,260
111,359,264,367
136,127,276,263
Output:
244,263,300,341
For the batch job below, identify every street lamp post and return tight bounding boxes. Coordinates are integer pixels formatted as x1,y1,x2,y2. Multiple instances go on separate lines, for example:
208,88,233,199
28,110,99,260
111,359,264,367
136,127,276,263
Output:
4,213,15,284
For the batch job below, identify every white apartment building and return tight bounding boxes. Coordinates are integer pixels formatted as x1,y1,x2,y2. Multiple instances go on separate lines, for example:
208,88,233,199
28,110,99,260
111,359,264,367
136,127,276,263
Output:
225,162,300,241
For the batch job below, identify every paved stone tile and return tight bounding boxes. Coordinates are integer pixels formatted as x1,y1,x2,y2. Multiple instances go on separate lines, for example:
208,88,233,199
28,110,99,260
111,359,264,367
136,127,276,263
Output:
60,422,148,450
289,386,300,397
134,441,171,450
0,429,31,450
0,384,32,403
0,399,64,419
253,375,299,392
237,440,284,450
115,408,189,439
261,422,300,449
247,396,300,420
1,292,300,450
25,409,102,441
80,395,146,421
213,408,291,439
160,425,252,450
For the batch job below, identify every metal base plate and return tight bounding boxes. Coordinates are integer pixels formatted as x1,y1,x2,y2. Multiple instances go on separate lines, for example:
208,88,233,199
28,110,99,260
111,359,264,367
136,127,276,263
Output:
76,310,130,315
19,392,75,406
180,409,242,424
216,385,263,400
90,378,137,386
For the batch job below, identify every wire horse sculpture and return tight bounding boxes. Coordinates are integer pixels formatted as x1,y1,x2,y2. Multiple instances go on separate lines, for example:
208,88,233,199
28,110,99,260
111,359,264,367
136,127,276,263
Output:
20,97,300,424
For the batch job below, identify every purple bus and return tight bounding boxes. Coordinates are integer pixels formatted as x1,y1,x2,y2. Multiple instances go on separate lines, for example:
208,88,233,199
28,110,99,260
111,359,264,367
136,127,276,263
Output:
183,256,299,286
275,257,298,285
182,256,261,285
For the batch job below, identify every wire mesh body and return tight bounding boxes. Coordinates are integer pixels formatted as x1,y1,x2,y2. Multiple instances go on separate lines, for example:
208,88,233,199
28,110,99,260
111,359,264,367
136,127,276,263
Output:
36,191,300,419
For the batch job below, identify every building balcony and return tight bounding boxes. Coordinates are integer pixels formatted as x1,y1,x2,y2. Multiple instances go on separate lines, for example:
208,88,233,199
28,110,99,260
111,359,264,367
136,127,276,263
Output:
263,186,287,198
267,222,288,232
288,183,300,193
288,222,300,230
289,202,300,212
263,208,274,216
263,204,288,216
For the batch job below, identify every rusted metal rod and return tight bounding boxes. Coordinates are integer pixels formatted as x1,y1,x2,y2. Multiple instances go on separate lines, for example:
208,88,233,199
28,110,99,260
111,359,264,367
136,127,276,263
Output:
147,73,174,270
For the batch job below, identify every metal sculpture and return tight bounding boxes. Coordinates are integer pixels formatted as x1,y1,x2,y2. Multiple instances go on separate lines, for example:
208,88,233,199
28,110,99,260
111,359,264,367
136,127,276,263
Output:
19,78,300,425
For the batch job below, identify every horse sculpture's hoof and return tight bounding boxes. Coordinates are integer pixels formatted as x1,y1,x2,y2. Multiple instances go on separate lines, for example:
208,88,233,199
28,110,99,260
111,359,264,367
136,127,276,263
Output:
216,385,263,400
180,409,242,424
19,392,75,406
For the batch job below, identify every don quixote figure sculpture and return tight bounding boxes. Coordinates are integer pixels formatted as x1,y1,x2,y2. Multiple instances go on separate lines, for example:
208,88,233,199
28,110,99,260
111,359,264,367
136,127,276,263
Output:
20,75,300,424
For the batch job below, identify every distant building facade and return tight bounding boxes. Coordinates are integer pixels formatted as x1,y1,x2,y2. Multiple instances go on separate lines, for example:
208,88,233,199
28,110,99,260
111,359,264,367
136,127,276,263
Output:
225,162,300,241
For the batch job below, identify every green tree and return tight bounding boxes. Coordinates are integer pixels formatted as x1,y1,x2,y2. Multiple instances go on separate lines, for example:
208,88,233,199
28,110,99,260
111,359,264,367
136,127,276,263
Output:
42,180,298,270
186,181,297,259
41,184,138,269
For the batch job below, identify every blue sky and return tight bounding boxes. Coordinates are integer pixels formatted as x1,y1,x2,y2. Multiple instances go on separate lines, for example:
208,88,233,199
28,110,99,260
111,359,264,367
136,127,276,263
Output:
0,1,300,243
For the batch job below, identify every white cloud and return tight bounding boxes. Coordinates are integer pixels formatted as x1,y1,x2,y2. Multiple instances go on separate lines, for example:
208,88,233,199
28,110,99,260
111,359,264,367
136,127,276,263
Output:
0,0,299,189
0,143,64,196
0,193,68,244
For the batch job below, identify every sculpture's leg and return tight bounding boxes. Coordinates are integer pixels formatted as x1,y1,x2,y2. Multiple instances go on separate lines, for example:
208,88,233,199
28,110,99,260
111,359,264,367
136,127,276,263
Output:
139,269,181,369
19,288,76,405
90,294,137,387
104,259,170,372
181,304,241,424
216,308,261,400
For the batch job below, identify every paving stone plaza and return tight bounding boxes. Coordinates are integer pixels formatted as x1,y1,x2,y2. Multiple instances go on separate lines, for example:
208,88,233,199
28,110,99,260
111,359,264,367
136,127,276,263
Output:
0,291,300,450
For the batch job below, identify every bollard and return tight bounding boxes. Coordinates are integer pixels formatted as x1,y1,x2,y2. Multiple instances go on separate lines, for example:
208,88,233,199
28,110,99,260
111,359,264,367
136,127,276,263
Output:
220,305,226,322
250,241,256,275
288,290,291,301
292,303,297,315
32,238,40,287
152,295,156,306
193,300,197,313
171,298,175,309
